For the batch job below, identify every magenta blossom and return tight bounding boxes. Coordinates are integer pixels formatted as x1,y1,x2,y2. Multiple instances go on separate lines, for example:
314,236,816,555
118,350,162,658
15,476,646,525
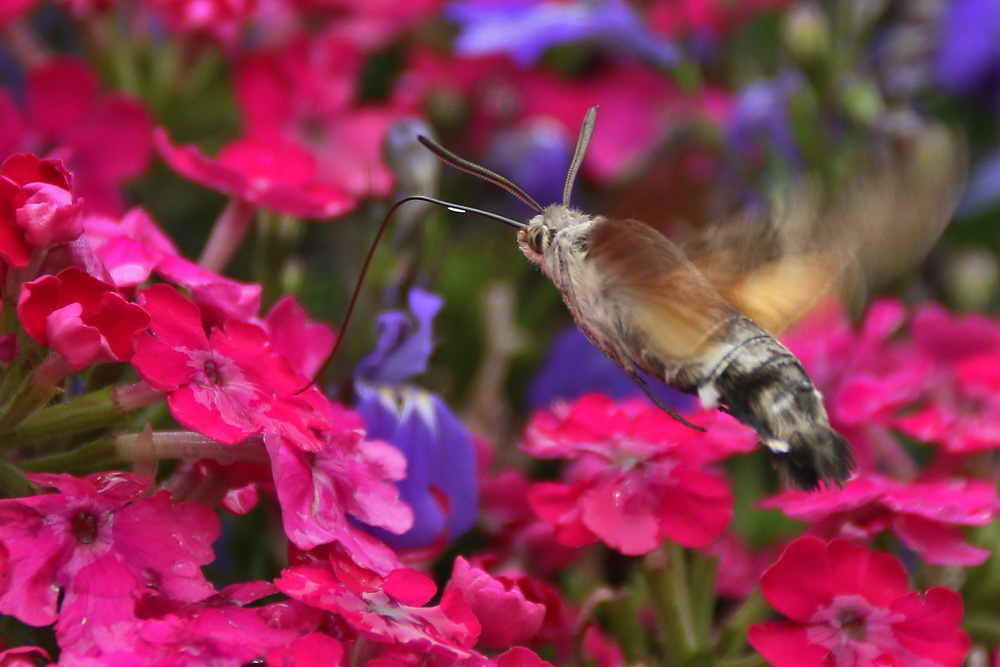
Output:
154,129,356,220
762,474,1000,566
79,582,326,666
445,556,546,649
83,207,263,324
265,632,345,667
263,295,336,378
147,0,255,47
276,547,482,663
0,472,218,658
749,537,970,667
233,34,416,200
17,267,149,369
83,208,174,289
522,394,749,554
0,153,83,268
131,283,328,449
890,302,1000,453
22,58,152,216
265,404,412,574
649,0,793,39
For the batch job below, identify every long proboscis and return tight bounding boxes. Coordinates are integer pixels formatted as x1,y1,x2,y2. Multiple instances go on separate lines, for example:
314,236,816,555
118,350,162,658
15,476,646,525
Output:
417,136,544,213
301,195,526,392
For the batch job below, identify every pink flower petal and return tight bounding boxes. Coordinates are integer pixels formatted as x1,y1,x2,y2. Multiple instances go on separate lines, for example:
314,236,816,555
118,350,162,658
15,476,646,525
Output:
889,587,970,666
893,515,990,566
580,478,661,555
748,621,830,667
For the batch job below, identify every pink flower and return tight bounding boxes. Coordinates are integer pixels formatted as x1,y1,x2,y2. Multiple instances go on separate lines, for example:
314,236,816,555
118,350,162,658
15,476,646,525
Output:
88,582,326,666
147,0,256,47
0,153,83,268
235,37,366,132
910,302,999,362
0,0,35,25
263,296,335,378
83,207,263,324
398,52,728,185
131,283,327,448
0,646,51,667
522,394,745,554
582,625,625,667
649,0,793,39
897,348,1000,453
478,462,581,577
749,537,970,667
154,252,263,326
265,632,345,667
234,34,418,200
276,548,482,663
705,533,778,600
762,474,1000,566
0,472,218,656
154,130,356,219
23,58,152,216
494,646,555,667
265,404,412,573
82,207,178,289
17,267,149,369
445,556,546,649
852,302,1000,454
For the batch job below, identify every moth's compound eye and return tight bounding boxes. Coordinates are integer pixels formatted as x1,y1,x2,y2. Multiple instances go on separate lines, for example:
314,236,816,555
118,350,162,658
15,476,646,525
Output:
527,227,544,253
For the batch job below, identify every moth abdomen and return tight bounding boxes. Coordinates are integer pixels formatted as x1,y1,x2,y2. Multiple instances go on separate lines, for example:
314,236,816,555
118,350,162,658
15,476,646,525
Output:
704,321,855,490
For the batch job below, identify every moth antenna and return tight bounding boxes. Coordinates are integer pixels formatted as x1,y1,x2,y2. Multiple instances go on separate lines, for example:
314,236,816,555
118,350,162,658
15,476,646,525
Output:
417,135,544,212
300,195,526,393
563,106,597,206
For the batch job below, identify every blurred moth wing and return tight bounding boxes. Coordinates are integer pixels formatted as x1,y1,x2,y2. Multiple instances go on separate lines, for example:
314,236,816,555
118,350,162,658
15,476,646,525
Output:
582,215,733,360
679,123,965,334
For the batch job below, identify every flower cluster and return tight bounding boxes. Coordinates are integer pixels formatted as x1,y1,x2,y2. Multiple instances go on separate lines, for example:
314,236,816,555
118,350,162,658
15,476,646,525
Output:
0,0,996,665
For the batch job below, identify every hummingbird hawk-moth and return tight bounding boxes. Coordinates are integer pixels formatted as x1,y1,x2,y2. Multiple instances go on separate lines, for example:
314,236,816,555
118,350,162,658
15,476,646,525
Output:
410,107,962,491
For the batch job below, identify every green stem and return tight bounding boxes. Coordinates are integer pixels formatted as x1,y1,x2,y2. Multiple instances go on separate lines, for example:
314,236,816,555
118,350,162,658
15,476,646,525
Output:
105,12,141,95
690,550,719,641
602,592,647,664
643,544,697,660
256,212,303,309
718,654,769,667
5,387,129,449
717,589,771,658
19,437,123,475
0,378,59,443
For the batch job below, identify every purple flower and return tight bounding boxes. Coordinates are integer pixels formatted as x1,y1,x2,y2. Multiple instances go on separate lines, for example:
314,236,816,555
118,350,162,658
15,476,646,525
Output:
447,0,679,67
935,0,1000,104
355,288,478,551
485,118,574,208
528,325,692,411
726,73,803,166
957,149,1000,215
355,287,439,385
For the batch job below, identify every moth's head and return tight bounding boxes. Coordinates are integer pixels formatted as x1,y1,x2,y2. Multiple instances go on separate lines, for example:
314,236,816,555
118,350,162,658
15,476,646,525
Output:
518,205,593,266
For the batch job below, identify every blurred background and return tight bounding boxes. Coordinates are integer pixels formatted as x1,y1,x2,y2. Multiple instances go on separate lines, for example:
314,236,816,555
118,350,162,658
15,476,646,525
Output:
1,0,998,440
